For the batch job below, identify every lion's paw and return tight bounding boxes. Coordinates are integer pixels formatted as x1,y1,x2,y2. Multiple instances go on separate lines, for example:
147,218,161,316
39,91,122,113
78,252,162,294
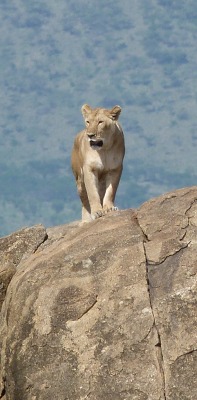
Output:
111,206,118,211
91,210,103,220
103,206,119,215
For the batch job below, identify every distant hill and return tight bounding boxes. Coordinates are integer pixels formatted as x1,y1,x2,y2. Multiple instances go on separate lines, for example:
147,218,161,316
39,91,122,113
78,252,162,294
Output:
0,0,197,236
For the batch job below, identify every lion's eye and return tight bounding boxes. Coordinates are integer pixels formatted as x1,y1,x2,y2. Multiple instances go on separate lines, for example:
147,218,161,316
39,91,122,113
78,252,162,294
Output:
98,121,104,124
86,120,89,125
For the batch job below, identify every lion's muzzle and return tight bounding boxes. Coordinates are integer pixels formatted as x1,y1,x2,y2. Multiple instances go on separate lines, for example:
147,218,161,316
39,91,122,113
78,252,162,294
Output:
87,133,103,149
89,139,103,149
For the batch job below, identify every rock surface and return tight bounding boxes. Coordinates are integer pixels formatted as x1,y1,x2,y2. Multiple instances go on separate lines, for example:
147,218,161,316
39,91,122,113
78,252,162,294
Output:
0,225,47,311
0,187,197,399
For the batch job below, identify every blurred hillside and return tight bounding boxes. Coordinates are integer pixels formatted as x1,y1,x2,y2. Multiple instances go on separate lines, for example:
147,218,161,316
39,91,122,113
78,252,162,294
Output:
0,0,197,236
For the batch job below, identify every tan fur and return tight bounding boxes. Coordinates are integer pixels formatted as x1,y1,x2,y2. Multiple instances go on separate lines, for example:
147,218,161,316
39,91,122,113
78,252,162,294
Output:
71,104,125,221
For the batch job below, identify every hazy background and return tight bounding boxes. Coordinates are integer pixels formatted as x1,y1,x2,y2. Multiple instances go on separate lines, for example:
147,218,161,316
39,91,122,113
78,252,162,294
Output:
0,0,197,237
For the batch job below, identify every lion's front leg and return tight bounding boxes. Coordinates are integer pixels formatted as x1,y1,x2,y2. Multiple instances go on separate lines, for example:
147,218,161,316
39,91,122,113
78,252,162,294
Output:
83,166,103,219
102,168,122,214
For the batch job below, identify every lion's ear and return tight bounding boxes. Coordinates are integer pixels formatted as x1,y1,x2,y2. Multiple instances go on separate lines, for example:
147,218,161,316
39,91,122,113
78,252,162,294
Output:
110,105,121,120
81,104,92,118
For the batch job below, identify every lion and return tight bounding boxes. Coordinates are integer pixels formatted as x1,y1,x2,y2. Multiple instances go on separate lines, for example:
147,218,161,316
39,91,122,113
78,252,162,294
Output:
71,104,125,221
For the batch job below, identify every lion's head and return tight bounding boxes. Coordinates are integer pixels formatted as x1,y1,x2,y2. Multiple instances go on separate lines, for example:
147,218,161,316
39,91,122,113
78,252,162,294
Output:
81,104,121,150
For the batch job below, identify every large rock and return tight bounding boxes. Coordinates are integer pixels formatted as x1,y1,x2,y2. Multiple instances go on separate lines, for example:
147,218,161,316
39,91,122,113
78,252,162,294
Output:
0,187,197,399
0,225,47,311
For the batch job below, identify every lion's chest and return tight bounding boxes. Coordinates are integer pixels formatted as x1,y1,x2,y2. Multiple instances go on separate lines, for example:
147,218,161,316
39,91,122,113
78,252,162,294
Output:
84,151,105,171
84,149,120,173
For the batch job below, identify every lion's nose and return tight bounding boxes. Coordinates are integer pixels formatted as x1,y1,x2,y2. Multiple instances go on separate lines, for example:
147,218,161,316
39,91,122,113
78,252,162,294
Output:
87,134,96,139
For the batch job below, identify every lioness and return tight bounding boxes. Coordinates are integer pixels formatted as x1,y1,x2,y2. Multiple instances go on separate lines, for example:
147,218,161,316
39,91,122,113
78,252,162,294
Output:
71,104,125,221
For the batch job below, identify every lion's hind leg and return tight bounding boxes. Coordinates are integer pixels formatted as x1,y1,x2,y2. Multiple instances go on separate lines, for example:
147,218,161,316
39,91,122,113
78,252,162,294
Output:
76,178,91,222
